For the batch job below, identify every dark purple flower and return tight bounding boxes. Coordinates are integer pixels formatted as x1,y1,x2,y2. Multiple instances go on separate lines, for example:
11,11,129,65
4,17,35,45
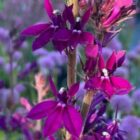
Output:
21,0,67,51
27,78,83,137
53,6,94,50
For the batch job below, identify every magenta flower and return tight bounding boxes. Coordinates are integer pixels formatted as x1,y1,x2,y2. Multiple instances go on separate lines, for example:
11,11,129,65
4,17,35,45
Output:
102,0,135,28
85,51,132,98
27,78,83,137
53,6,94,50
21,0,67,51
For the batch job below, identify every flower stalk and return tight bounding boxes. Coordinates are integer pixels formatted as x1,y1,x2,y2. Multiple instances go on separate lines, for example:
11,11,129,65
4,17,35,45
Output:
66,0,79,139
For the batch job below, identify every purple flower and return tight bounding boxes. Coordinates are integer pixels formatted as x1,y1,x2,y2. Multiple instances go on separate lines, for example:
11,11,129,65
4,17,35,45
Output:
53,7,94,50
27,78,83,137
18,62,37,79
0,80,4,89
110,95,132,113
120,115,140,140
21,0,67,51
132,89,140,105
85,51,132,98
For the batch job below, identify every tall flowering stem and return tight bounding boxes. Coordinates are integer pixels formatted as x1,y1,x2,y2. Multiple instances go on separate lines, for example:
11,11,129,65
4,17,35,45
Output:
66,0,79,139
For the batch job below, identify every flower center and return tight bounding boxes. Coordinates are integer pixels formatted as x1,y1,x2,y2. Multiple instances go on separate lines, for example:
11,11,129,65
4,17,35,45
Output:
53,9,60,15
76,17,81,22
57,102,66,108
72,29,82,34
59,87,66,94
102,131,110,137
50,24,59,29
102,68,109,78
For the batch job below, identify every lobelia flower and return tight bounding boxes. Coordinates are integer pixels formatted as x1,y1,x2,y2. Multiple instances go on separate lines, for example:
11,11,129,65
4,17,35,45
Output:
21,0,67,51
27,78,83,137
85,50,132,98
53,6,94,51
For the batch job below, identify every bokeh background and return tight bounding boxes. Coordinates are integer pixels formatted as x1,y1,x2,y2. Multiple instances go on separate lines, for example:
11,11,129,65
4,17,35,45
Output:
0,0,140,140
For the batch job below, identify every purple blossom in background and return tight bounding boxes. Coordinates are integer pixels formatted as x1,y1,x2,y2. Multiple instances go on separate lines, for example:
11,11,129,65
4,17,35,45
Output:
120,115,140,140
18,62,38,79
132,89,140,106
0,80,4,89
4,62,17,74
27,78,83,137
109,37,122,51
114,67,129,79
110,95,132,113
37,51,67,71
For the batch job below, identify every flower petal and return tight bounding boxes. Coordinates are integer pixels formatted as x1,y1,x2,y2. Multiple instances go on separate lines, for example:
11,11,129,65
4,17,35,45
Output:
63,5,75,28
116,0,133,8
110,76,133,94
85,44,98,58
49,77,59,97
116,50,126,67
21,23,50,36
43,106,63,137
52,40,68,52
98,55,105,70
44,0,54,19
85,77,101,90
102,78,115,97
63,105,83,137
32,28,54,51
68,83,80,97
106,51,116,72
81,8,91,28
103,6,120,27
27,100,57,120
53,28,71,41
80,32,94,45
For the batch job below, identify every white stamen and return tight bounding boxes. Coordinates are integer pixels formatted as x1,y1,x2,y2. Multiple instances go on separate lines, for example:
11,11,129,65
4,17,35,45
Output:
59,87,66,94
76,17,81,22
72,29,77,33
53,9,60,14
102,68,109,78
102,131,110,136
72,29,82,34
77,30,82,34
57,102,66,108
50,25,59,29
